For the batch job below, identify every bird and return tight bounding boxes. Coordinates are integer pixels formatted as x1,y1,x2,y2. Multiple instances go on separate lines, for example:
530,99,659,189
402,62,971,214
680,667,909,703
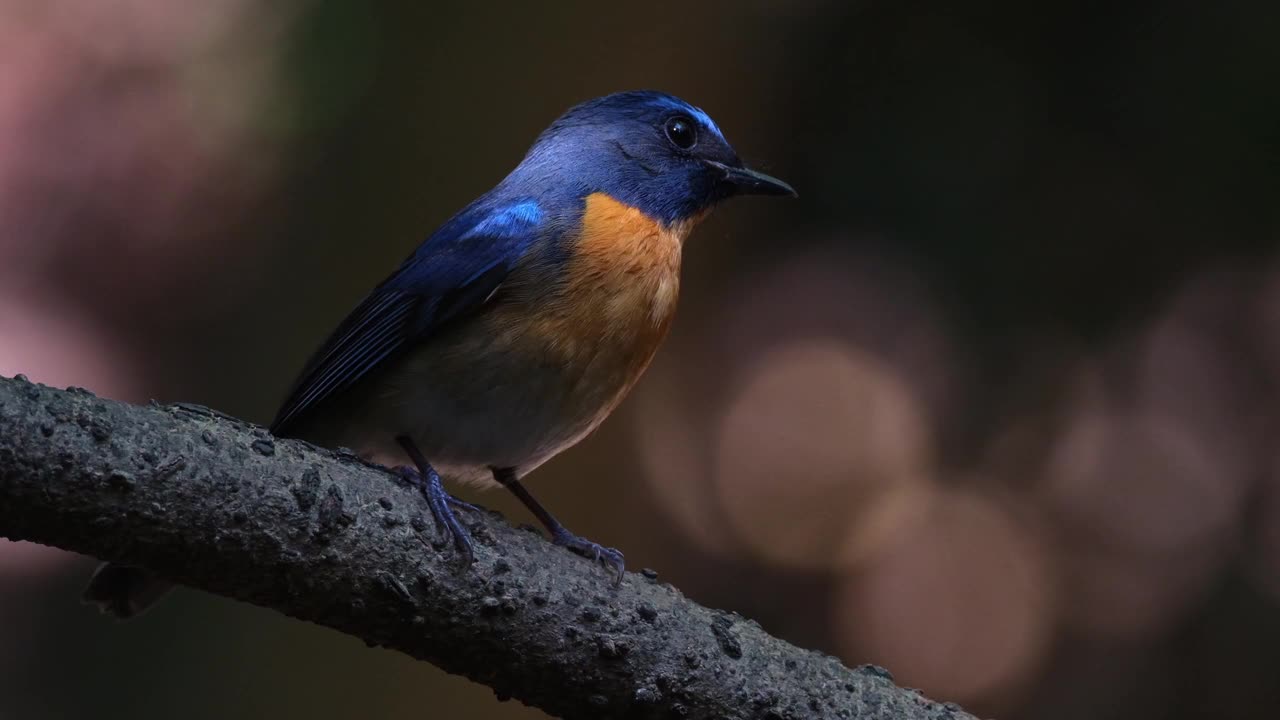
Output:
84,90,795,618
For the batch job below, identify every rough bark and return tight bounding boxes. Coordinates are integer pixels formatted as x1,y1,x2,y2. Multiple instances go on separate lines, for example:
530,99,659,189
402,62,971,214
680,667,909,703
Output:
0,374,971,720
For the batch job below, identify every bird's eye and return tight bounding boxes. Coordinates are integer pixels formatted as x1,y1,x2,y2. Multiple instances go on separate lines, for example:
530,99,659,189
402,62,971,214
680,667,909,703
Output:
664,115,697,150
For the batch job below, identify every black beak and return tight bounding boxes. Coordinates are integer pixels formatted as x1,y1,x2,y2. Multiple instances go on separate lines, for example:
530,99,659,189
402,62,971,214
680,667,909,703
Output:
707,160,797,198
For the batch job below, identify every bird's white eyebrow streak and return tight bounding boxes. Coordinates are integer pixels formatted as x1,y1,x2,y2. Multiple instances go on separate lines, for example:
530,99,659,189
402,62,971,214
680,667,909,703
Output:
688,107,725,142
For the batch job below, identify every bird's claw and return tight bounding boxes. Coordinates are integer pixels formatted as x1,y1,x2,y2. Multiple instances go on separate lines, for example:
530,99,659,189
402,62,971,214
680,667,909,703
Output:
394,466,475,562
551,528,625,585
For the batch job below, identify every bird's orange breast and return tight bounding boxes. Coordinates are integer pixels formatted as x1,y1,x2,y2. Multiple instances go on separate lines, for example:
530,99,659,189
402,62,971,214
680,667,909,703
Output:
516,192,697,416
569,192,688,331
398,192,701,468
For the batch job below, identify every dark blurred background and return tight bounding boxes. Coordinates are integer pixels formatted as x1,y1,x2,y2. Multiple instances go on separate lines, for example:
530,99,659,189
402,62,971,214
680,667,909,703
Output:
3,1,1280,718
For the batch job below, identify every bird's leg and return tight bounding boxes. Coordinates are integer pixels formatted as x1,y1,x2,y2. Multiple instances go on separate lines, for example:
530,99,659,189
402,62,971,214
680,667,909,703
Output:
392,466,483,513
491,466,624,583
396,436,474,561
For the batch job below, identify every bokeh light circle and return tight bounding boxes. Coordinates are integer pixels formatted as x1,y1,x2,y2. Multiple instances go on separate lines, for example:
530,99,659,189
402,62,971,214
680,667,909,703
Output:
713,339,932,570
834,490,1052,705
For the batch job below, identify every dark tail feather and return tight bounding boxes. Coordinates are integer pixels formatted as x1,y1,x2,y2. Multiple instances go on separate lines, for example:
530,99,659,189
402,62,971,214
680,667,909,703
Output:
82,563,174,620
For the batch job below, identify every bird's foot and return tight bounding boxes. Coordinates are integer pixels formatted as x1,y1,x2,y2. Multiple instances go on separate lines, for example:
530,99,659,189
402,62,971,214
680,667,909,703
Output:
394,466,475,562
447,496,483,513
551,527,625,585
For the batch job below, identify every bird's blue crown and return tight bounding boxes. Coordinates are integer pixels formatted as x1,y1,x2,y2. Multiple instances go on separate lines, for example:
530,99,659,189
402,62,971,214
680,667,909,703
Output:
502,91,756,225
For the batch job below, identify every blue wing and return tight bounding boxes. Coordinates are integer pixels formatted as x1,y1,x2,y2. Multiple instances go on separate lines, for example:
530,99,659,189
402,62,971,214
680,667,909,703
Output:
269,198,544,435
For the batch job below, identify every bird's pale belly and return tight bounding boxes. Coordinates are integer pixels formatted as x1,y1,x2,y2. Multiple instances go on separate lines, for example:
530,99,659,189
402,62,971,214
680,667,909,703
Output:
329,193,687,487
363,310,665,484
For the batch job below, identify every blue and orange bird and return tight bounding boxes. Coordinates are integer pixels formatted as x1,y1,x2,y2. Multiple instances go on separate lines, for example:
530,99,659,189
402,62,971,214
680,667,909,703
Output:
85,91,794,617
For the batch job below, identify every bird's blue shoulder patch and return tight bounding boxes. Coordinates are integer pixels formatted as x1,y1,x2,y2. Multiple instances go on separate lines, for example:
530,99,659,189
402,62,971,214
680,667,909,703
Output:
460,200,543,240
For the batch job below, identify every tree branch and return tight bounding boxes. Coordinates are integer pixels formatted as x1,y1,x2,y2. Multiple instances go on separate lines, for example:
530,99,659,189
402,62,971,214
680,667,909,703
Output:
0,374,971,720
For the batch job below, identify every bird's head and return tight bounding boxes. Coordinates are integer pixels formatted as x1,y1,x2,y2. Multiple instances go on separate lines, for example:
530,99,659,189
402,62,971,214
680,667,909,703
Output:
513,91,796,226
